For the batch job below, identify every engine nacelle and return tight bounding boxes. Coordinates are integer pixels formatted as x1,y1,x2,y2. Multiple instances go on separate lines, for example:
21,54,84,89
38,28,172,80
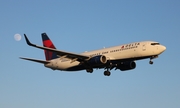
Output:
87,55,107,66
117,61,136,71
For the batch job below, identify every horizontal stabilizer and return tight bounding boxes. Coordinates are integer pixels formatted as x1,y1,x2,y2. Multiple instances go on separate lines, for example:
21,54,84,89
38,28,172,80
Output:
20,57,50,64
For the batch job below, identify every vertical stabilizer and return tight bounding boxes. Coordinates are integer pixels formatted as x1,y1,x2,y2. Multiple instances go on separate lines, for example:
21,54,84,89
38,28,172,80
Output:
41,33,58,60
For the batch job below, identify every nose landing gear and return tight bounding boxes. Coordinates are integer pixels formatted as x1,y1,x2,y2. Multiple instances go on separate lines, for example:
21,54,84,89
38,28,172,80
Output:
149,60,153,64
149,55,158,65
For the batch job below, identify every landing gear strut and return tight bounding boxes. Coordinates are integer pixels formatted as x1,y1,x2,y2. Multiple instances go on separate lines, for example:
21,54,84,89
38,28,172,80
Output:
149,56,158,65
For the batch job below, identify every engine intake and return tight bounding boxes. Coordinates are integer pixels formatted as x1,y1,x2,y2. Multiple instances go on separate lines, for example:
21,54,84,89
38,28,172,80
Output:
87,55,107,66
117,61,136,71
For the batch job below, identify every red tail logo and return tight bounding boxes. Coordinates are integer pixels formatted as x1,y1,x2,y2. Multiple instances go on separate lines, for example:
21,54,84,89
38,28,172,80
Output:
42,33,58,60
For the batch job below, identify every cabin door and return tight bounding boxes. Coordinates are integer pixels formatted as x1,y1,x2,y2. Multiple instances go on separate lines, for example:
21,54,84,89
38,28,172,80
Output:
142,44,146,51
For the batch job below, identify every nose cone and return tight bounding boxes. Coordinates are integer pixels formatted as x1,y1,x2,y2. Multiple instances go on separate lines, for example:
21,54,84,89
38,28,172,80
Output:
160,45,166,53
162,45,166,51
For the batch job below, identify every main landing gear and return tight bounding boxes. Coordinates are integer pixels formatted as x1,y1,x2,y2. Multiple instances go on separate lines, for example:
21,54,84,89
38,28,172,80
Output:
86,68,111,76
104,69,111,76
86,68,93,73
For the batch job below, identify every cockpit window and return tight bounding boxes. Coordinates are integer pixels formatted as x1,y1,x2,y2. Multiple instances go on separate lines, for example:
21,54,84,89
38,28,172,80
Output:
151,43,160,45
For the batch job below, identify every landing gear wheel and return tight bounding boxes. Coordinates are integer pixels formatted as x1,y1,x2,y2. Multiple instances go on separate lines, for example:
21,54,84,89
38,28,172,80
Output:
86,68,93,73
149,61,153,64
104,71,111,76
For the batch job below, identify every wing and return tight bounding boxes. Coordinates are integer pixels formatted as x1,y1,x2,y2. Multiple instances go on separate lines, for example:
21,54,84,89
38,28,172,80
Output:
24,34,90,61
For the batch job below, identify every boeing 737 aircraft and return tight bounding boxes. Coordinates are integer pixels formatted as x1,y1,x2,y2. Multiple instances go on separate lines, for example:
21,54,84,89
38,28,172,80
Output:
20,33,166,76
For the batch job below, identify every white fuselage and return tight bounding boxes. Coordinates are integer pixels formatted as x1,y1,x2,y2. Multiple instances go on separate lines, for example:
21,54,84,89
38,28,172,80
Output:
45,41,166,71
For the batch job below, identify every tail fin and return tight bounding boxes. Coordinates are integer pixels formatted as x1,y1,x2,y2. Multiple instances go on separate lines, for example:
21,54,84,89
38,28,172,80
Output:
41,33,58,60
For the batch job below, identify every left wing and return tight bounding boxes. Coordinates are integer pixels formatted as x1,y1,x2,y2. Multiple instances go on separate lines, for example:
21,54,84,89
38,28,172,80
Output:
24,34,90,61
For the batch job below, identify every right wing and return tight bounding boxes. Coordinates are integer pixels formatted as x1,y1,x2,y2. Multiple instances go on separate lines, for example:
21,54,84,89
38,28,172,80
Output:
24,34,90,62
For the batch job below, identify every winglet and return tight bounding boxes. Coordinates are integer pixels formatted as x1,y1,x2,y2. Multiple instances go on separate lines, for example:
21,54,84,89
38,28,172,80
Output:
24,34,36,47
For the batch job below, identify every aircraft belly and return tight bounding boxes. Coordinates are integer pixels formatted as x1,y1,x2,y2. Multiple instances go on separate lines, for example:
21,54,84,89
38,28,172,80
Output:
57,61,80,70
44,60,81,71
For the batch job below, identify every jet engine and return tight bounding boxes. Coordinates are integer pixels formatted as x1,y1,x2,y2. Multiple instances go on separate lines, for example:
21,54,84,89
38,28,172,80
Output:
87,55,107,66
117,61,136,71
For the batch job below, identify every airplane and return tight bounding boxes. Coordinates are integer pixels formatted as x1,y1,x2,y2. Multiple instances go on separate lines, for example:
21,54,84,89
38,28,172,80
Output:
20,33,166,76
